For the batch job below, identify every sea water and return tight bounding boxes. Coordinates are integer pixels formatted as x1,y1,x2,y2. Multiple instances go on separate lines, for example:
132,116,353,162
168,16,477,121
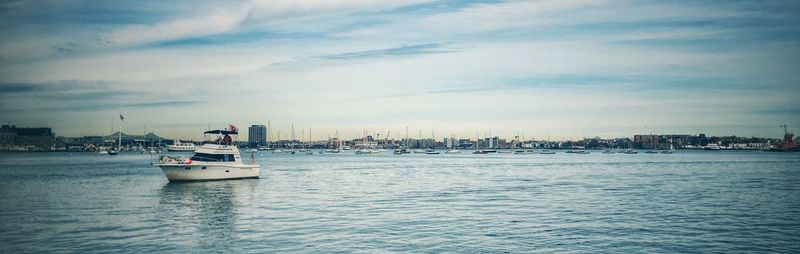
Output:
1,151,799,252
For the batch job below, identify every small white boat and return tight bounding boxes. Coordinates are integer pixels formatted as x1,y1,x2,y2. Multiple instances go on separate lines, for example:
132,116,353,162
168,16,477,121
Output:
425,149,439,155
624,149,638,154
445,149,461,154
272,149,296,154
473,149,497,154
355,149,375,155
167,140,197,152
661,140,675,154
539,150,556,154
154,129,259,182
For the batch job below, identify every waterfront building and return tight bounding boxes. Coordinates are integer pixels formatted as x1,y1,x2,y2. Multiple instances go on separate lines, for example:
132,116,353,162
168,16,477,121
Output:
484,136,499,149
634,134,661,149
0,125,55,151
456,139,473,149
248,125,267,146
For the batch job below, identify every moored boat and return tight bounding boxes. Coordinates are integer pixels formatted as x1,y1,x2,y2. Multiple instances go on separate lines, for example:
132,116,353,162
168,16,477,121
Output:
766,124,798,152
539,150,556,154
167,140,197,152
425,149,439,155
394,148,411,155
445,149,461,154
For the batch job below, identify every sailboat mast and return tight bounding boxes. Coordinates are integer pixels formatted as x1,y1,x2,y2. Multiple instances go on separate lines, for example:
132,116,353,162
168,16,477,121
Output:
405,126,409,147
432,131,435,148
119,115,123,151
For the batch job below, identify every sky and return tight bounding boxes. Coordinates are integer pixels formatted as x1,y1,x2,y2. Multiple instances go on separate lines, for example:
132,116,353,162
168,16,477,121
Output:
0,0,799,141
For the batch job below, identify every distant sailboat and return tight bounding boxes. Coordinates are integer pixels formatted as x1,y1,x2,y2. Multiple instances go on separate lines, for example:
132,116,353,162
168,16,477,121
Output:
661,139,675,154
326,129,342,153
445,134,461,154
305,128,314,155
355,128,375,155
108,115,123,155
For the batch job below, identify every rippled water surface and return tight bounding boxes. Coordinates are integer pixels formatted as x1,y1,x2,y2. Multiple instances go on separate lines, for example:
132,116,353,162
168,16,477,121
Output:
1,151,799,253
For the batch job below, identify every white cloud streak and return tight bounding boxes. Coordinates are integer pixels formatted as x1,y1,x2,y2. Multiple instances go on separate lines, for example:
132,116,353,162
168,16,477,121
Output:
1,0,798,139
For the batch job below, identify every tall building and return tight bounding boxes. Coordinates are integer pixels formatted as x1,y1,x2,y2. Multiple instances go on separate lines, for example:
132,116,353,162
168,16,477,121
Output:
634,134,661,149
248,125,267,146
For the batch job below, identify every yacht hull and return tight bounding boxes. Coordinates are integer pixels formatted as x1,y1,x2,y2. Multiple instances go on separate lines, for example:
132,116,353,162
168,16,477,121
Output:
158,164,260,182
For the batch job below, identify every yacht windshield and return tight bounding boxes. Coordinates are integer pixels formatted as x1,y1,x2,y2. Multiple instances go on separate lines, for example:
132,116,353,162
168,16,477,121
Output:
190,153,235,162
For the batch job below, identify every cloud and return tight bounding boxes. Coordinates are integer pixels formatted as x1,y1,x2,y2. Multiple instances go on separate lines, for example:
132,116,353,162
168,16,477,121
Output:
0,100,197,113
261,42,460,72
0,80,199,116
316,43,456,60
1,1,799,139
0,80,134,99
105,0,436,48
109,11,245,47
0,83,37,93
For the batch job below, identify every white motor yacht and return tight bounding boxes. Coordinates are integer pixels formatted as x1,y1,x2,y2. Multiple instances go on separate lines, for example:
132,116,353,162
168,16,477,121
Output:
154,129,259,182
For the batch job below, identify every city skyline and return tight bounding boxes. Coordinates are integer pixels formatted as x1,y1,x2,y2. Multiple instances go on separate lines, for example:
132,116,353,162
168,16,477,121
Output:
0,121,793,143
1,1,799,140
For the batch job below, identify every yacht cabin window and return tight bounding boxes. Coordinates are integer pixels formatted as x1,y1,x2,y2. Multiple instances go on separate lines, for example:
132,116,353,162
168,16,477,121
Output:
190,153,237,162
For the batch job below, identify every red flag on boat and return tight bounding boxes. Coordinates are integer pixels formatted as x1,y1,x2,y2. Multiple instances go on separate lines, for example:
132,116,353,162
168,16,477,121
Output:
229,124,238,133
